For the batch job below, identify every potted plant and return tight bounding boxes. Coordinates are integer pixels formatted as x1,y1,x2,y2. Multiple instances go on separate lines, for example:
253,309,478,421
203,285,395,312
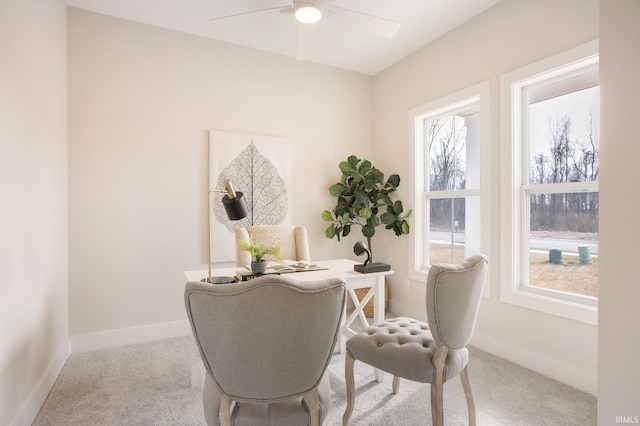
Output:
237,238,282,274
321,155,412,260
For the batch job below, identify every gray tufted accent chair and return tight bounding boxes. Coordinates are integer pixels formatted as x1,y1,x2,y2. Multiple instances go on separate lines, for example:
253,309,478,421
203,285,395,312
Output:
185,275,346,426
236,226,311,268
343,254,488,426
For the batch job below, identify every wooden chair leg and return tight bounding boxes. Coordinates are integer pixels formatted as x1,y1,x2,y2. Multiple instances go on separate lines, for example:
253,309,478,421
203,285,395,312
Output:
343,351,356,426
392,376,400,394
219,393,232,426
430,346,448,426
460,365,476,426
305,387,320,426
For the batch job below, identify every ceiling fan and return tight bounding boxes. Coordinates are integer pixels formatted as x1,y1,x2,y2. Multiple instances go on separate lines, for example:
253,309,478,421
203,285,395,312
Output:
209,0,401,61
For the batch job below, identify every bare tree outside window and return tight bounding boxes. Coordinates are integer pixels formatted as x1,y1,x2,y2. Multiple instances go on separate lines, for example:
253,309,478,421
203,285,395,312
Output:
428,116,467,233
526,84,599,298
426,112,479,264
529,107,599,234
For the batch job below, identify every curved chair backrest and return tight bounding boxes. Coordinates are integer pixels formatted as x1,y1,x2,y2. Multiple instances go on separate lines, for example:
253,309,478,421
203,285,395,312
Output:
426,254,488,349
185,275,345,403
236,225,311,267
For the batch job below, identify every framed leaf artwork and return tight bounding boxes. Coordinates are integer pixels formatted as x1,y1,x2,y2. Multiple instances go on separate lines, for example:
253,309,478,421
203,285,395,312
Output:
208,130,292,263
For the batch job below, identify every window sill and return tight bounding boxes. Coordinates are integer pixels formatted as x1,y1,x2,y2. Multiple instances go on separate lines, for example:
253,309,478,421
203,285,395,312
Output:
500,285,598,325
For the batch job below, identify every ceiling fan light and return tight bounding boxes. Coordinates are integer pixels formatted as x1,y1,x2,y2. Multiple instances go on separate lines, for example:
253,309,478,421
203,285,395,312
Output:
294,1,322,24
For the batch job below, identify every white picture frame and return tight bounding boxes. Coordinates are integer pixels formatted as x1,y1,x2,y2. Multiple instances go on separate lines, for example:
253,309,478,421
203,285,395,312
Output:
208,130,292,263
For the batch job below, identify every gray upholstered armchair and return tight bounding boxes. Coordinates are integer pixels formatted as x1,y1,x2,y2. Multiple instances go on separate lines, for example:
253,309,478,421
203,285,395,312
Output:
184,275,346,426
235,225,311,268
343,254,488,426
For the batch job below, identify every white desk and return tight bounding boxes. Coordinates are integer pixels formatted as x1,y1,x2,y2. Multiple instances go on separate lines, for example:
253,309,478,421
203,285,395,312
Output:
184,258,393,386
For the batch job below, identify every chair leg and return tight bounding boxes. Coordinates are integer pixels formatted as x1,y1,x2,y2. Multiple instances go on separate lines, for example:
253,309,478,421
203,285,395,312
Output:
460,365,476,426
392,376,400,394
343,351,356,426
305,387,320,426
430,346,448,426
219,393,232,426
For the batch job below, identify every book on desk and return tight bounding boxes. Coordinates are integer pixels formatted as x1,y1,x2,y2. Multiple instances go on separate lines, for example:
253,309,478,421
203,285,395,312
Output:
236,262,328,281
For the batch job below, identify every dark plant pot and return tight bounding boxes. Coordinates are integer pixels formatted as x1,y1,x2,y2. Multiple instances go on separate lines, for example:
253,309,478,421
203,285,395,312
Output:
251,260,267,274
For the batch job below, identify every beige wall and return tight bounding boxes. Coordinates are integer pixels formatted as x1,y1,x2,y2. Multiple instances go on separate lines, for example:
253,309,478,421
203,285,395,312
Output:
67,8,373,336
5,0,638,421
599,0,640,421
0,0,68,424
372,0,599,394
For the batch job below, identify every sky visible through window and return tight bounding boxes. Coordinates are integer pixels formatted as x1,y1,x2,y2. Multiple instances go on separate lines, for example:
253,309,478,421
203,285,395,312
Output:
529,86,599,159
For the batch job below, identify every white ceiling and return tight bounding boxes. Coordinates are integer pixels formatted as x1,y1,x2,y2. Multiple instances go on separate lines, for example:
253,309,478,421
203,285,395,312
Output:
65,0,502,75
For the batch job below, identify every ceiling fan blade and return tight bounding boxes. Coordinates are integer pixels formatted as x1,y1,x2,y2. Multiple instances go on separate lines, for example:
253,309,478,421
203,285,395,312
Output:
210,5,289,26
296,22,316,61
330,6,401,38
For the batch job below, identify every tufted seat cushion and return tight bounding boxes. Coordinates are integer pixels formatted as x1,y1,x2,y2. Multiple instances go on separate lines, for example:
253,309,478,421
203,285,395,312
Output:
346,317,469,384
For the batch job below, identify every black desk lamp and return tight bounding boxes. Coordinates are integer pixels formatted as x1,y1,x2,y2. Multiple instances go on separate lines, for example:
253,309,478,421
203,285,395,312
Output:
203,179,248,284
353,241,391,273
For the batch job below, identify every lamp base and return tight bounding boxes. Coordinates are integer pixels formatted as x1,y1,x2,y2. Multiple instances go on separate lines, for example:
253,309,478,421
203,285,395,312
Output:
201,276,238,284
354,262,391,274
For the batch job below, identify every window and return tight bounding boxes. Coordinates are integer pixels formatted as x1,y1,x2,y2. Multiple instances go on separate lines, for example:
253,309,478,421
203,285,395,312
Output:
409,82,491,285
500,40,599,324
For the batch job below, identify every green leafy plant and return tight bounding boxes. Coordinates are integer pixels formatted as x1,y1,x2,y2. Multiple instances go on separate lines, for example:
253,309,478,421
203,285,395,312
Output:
321,155,412,258
237,238,282,263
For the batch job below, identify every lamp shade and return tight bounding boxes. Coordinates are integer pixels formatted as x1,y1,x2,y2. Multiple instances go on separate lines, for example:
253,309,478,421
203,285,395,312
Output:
294,1,322,24
222,191,248,220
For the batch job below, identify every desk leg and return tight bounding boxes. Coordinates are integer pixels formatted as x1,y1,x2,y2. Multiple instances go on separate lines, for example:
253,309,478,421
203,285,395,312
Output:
373,275,385,382
338,273,387,382
337,298,347,354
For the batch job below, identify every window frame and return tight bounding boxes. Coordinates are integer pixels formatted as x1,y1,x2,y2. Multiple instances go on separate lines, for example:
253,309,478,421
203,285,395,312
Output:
500,40,599,325
409,81,491,291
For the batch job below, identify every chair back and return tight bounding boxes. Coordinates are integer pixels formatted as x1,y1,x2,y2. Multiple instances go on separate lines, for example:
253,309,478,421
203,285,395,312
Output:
185,275,345,403
236,225,311,267
426,254,488,349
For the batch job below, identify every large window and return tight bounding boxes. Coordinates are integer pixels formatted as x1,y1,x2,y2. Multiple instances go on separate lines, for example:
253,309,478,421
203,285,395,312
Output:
409,82,490,284
500,41,599,324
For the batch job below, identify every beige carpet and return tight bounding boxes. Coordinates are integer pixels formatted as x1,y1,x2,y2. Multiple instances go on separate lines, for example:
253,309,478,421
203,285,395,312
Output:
33,336,596,425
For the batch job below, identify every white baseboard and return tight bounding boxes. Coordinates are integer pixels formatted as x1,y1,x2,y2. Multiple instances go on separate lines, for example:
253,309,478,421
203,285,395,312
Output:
12,321,193,426
471,331,597,396
70,320,192,353
387,300,596,396
11,338,71,426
